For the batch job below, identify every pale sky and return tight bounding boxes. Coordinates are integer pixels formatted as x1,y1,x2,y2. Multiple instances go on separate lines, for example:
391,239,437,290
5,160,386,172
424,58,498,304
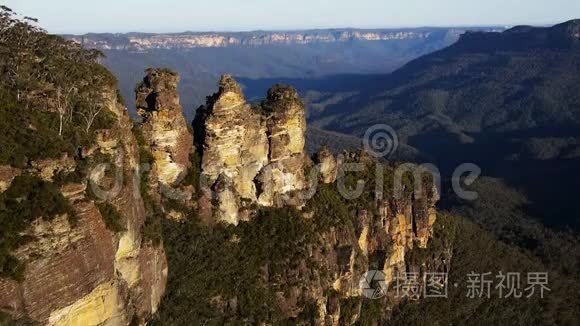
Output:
5,0,580,34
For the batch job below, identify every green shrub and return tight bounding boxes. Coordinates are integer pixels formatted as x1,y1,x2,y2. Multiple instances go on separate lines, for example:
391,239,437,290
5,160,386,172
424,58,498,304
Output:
340,297,361,323
0,175,76,280
406,213,457,266
0,311,15,325
116,89,126,107
132,124,163,245
0,94,74,168
183,152,202,191
96,202,126,232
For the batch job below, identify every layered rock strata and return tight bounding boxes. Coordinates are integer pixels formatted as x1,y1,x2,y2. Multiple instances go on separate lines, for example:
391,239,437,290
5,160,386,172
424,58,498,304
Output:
136,68,193,188
193,75,307,224
0,86,167,325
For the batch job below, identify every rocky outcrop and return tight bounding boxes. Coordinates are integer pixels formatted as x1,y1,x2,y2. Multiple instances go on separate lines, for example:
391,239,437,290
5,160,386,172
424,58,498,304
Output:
294,155,443,323
314,145,338,184
29,154,76,182
136,68,193,187
195,75,268,202
213,174,241,225
257,85,307,206
412,184,440,248
194,75,307,223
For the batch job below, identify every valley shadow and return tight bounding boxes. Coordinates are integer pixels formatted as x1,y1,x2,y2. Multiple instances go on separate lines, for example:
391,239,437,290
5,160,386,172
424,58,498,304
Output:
237,74,387,100
408,125,580,230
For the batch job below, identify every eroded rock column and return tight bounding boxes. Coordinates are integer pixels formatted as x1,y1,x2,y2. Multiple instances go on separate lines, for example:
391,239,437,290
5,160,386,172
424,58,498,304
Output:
195,76,309,223
136,68,193,187
256,85,307,207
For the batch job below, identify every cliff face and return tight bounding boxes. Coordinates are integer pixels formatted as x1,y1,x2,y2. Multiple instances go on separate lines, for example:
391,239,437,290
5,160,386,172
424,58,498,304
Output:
65,28,508,51
303,182,442,324
0,87,167,325
258,85,308,206
68,30,437,51
195,75,268,202
194,75,307,224
136,68,193,187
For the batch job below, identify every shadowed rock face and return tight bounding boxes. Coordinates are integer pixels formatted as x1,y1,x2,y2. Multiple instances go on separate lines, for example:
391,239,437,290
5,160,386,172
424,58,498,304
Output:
194,76,307,223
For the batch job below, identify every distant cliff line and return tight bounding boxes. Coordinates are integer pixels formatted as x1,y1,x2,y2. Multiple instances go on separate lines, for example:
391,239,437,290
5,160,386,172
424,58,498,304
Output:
64,27,506,51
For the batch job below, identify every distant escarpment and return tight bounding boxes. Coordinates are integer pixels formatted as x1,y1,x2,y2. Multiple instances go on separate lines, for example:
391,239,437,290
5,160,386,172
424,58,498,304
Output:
64,28,504,51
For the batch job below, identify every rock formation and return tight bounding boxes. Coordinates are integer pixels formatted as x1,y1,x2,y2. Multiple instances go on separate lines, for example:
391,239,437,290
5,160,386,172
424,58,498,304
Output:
195,75,268,202
0,67,444,325
190,92,445,321
257,85,307,206
136,68,193,187
314,145,338,184
194,75,307,224
317,152,444,307
184,149,445,324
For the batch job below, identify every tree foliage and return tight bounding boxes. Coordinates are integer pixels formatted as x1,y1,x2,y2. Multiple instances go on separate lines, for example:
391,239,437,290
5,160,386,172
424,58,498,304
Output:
0,6,118,137
0,175,76,280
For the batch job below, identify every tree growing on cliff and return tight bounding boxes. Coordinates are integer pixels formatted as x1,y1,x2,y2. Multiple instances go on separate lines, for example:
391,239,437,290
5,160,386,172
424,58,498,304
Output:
54,85,76,136
77,93,104,134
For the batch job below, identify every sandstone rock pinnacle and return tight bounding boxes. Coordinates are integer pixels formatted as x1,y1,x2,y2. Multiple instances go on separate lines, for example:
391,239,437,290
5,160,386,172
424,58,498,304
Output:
136,68,193,187
195,76,308,223
314,145,337,184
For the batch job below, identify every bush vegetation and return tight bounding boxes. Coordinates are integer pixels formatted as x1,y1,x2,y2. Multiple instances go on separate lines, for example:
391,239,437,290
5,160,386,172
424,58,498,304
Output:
442,177,580,279
0,93,73,168
0,6,120,168
151,208,313,324
388,213,580,325
0,6,122,282
0,175,76,280
95,202,126,233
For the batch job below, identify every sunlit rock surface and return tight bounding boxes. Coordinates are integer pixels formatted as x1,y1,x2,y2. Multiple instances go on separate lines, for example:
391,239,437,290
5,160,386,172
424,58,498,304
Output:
194,75,308,223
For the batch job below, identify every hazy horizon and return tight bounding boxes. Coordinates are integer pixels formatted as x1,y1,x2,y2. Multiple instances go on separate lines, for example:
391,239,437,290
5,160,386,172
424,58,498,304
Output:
64,25,514,36
6,0,579,34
